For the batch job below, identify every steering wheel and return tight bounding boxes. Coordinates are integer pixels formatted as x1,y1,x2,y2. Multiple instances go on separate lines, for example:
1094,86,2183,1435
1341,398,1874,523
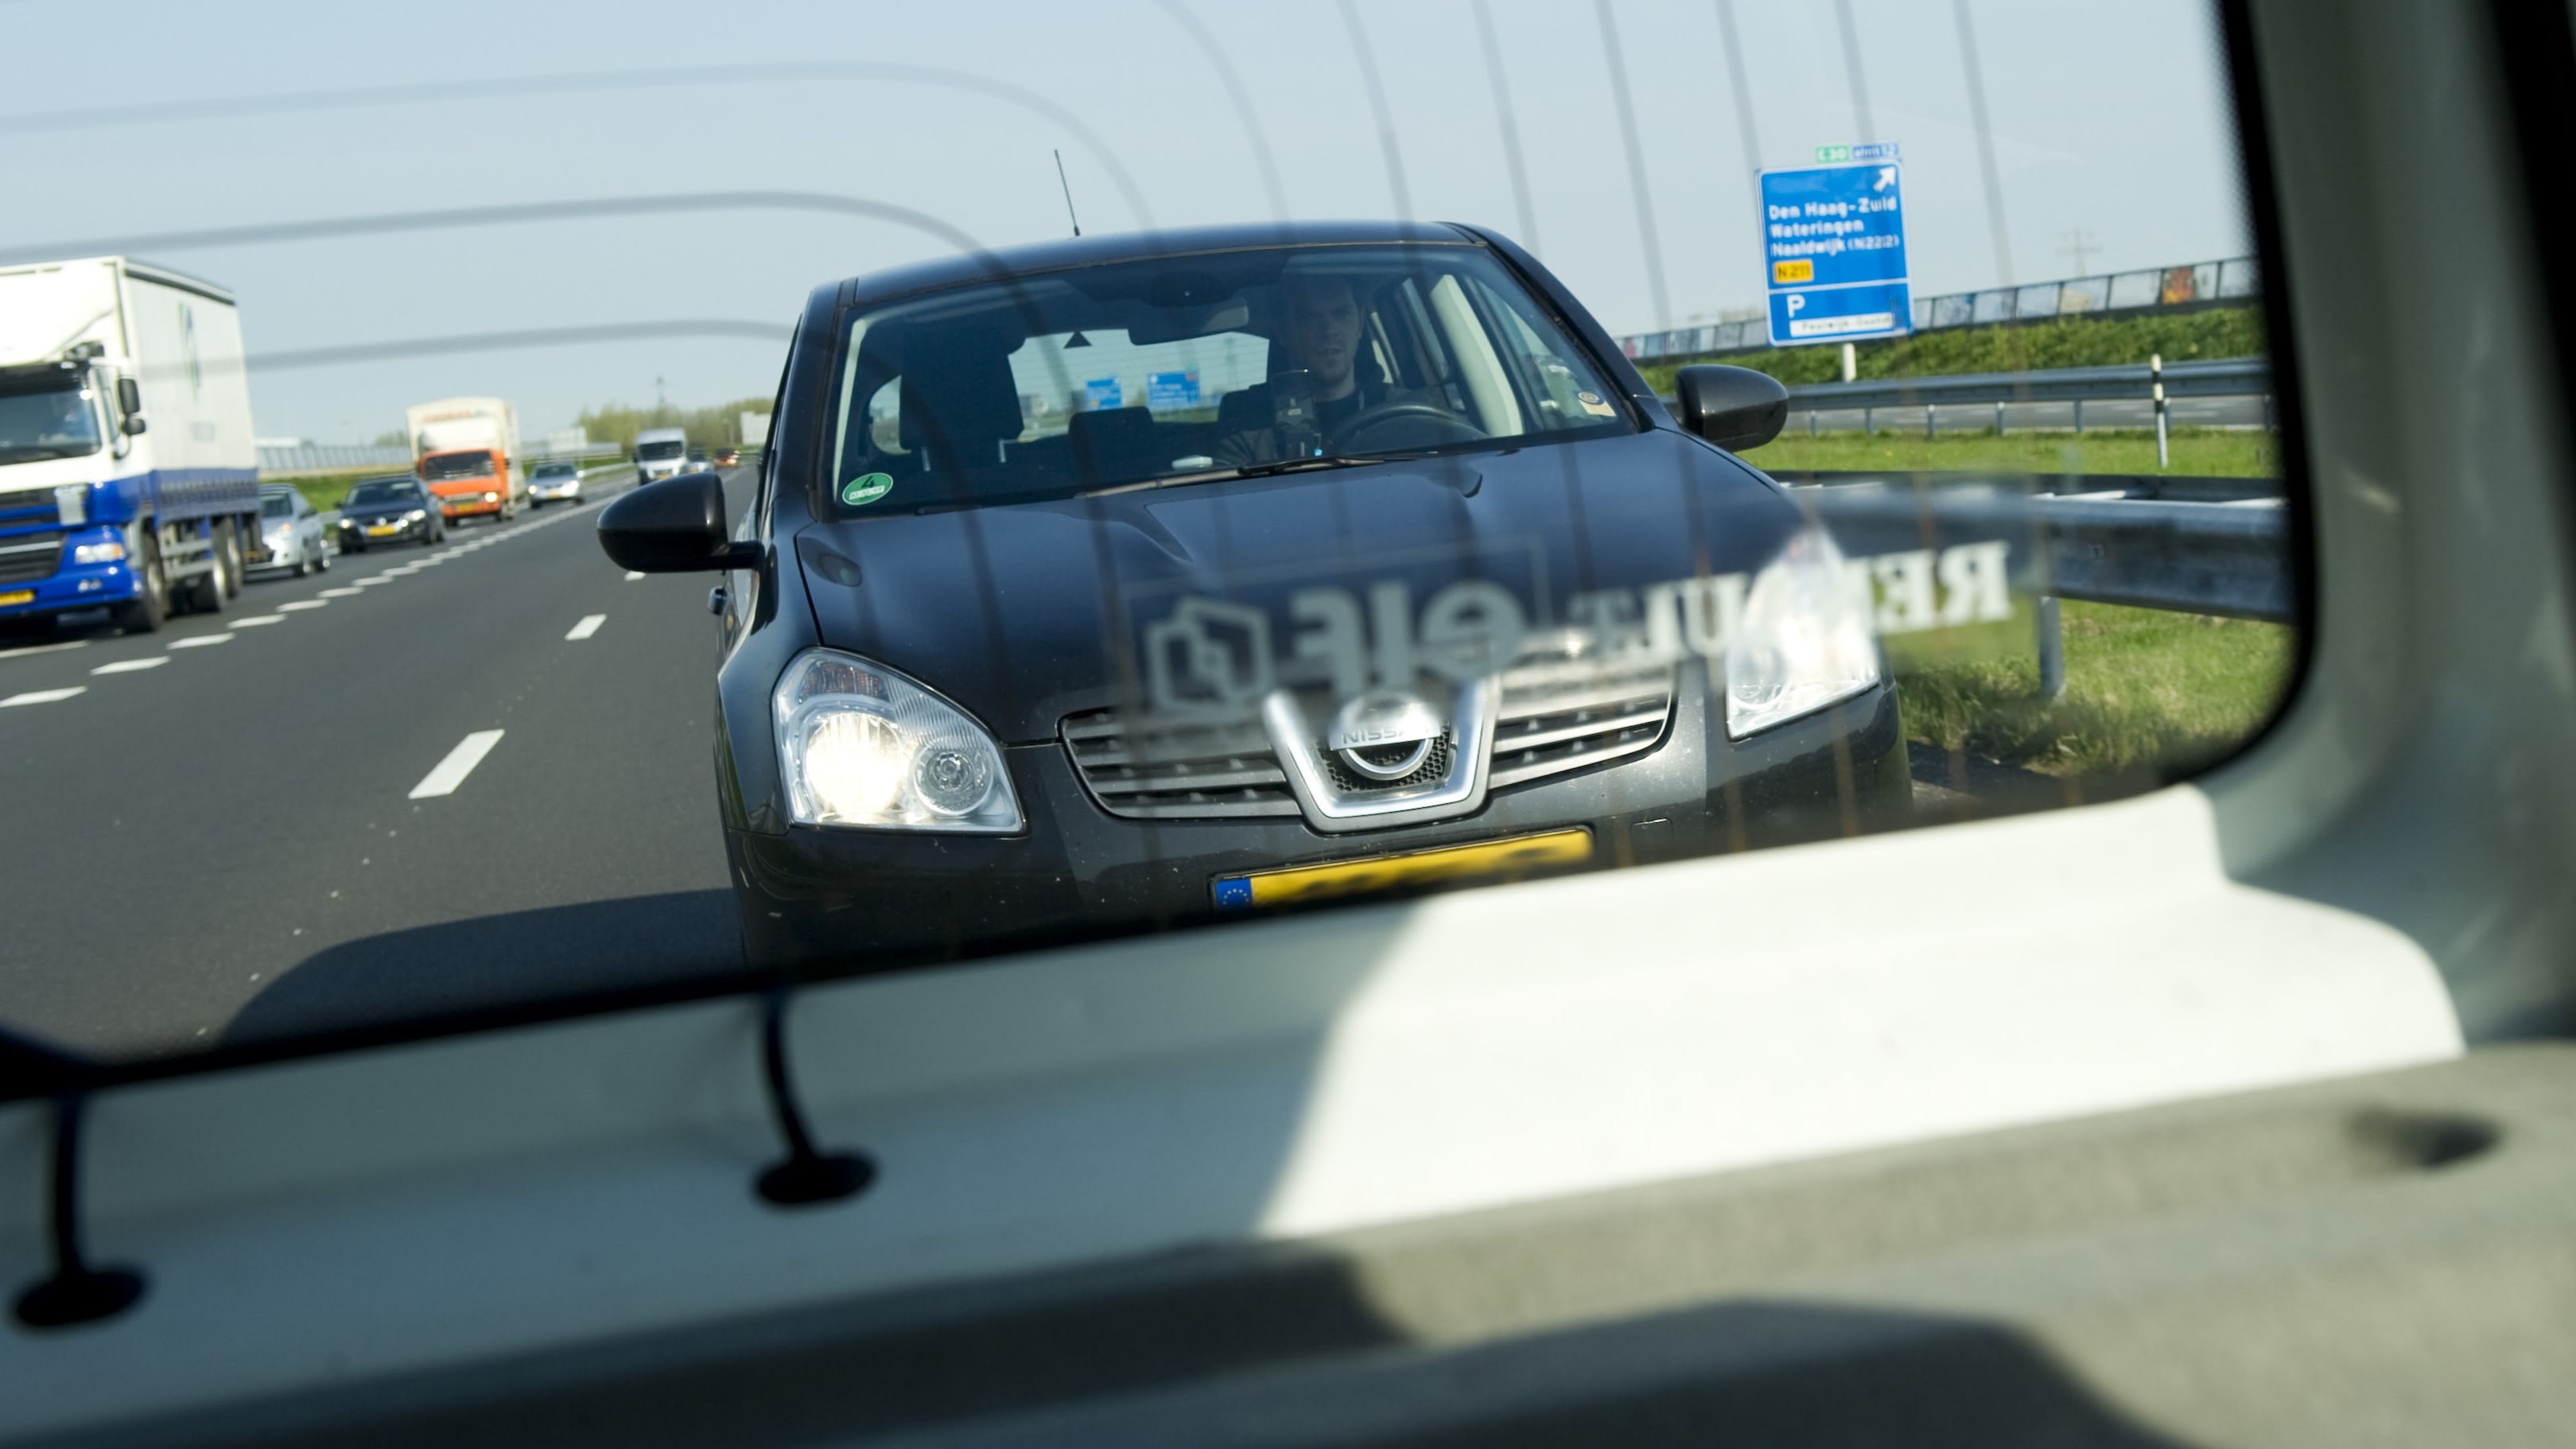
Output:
1326,402,1488,453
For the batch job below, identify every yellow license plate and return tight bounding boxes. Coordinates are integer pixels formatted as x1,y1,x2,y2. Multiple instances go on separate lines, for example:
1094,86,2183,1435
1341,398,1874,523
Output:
0,590,32,607
1213,828,1594,911
366,524,398,536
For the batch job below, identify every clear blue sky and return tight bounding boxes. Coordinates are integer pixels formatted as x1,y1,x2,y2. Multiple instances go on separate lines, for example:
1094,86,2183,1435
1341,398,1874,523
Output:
2,0,2249,441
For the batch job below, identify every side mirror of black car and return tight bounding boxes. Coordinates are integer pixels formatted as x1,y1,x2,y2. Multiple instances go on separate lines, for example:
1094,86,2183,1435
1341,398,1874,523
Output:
596,472,757,573
1672,364,1789,451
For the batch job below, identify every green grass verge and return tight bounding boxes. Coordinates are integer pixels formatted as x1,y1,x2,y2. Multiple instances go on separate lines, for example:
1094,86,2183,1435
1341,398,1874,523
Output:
1745,426,2280,480
1886,596,2294,778
1636,305,2264,391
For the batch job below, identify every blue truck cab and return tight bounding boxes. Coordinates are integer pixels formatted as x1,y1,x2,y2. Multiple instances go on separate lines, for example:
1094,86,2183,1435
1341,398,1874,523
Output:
0,257,263,635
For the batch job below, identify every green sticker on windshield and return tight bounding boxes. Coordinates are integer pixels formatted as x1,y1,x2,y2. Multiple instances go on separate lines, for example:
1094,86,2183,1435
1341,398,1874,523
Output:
841,472,894,507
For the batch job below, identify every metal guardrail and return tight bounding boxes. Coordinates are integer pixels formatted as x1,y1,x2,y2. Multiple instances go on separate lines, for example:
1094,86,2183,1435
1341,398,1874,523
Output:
1784,469,2291,697
255,443,412,476
1619,255,2259,361
1661,356,2275,460
1786,357,2269,414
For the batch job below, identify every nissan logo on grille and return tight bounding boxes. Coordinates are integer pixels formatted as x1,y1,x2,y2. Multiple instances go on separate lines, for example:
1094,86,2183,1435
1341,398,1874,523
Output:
1325,690,1445,782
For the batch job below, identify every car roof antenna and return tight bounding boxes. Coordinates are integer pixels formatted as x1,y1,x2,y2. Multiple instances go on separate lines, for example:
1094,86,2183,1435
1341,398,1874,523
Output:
1054,148,1082,238
752,986,876,1208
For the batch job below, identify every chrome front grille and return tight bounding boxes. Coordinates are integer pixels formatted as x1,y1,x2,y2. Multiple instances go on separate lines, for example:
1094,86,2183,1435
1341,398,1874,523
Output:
0,491,64,585
1321,731,1455,794
1061,709,1302,819
0,535,64,585
1063,658,1676,823
1486,658,1677,790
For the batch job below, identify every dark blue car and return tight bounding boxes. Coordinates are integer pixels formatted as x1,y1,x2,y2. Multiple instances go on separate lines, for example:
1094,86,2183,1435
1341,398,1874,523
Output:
601,222,1909,969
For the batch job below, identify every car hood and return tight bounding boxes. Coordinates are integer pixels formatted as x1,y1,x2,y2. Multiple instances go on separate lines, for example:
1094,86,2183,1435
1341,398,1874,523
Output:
793,429,1807,743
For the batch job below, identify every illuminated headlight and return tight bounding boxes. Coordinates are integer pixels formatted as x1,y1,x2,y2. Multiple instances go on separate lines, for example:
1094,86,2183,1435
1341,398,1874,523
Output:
1723,529,1881,740
400,509,426,523
71,539,126,565
774,650,1021,832
481,491,499,503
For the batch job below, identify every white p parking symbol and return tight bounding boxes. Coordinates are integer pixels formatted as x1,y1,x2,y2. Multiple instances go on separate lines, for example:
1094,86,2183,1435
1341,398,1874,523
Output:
1785,293,1806,319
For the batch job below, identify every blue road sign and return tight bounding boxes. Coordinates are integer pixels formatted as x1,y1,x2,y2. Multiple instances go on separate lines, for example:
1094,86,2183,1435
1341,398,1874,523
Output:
1759,159,1912,346
1147,370,1201,410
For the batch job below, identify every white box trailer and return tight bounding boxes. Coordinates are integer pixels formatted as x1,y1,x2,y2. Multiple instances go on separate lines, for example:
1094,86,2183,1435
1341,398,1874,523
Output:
0,256,263,633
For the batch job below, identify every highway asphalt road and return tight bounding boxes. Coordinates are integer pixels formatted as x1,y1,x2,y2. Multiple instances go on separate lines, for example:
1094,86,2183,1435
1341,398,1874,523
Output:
0,472,757,1063
0,465,2043,1068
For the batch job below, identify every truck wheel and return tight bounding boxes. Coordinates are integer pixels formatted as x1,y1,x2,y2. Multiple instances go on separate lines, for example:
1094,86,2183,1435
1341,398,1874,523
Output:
115,533,169,635
182,535,227,616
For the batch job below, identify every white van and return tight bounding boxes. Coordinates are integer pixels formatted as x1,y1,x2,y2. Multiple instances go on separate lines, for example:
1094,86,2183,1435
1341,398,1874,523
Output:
635,427,690,485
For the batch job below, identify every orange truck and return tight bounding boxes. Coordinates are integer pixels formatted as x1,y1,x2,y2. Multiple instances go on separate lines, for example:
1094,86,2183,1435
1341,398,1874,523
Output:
405,397,523,524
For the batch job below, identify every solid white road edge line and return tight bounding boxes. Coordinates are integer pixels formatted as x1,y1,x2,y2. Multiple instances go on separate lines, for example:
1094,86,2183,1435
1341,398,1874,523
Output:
407,729,506,800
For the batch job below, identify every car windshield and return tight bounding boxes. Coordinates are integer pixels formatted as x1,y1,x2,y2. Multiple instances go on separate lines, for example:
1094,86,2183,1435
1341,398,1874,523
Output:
0,372,104,464
637,440,685,460
260,493,295,519
344,480,416,507
532,462,575,478
824,244,1629,512
418,452,492,481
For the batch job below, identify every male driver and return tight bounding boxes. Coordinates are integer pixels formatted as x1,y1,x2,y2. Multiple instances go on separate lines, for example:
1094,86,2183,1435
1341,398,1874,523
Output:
1210,274,1446,464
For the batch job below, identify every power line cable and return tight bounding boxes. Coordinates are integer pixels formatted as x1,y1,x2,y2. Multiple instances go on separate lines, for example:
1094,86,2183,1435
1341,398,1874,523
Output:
1832,0,1877,142
1335,0,1413,218
1594,0,1673,330
1471,0,1543,254
0,62,1158,233
1152,0,1291,223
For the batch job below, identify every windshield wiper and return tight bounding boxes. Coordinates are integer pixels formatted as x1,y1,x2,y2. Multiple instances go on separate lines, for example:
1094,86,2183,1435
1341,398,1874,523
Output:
1081,449,1455,497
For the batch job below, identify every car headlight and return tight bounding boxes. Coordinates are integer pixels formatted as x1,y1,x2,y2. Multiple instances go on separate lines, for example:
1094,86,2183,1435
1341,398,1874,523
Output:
482,491,499,503
1723,528,1882,740
774,650,1022,832
72,539,126,565
401,509,425,523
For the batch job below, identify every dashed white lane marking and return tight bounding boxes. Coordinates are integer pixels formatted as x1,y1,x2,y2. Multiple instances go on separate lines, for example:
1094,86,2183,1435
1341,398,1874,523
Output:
0,686,84,707
91,658,168,674
624,571,646,581
277,600,328,612
565,613,606,641
408,728,505,799
0,639,90,659
169,634,234,649
320,588,361,597
231,616,284,627
353,577,394,587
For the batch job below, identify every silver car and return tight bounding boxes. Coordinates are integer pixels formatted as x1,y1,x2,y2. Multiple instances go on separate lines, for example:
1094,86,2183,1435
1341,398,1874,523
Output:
252,485,331,577
525,460,584,507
